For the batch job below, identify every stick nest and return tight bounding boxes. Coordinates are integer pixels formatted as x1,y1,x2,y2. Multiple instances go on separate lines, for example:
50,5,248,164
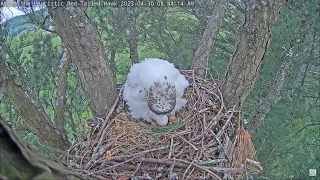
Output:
65,70,263,179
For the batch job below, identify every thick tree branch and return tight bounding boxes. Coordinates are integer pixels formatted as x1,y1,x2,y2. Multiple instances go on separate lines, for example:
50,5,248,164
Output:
248,16,311,134
0,59,70,150
221,0,287,109
53,49,70,138
48,1,117,118
192,0,228,78
129,6,140,64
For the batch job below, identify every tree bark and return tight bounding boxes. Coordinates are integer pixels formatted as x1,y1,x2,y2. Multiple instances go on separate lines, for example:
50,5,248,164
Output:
48,1,117,118
0,60,70,150
221,0,286,109
53,49,70,138
129,6,140,64
108,47,117,80
192,0,228,78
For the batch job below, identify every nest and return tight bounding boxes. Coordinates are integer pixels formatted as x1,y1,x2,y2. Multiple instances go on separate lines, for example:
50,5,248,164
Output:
64,70,263,179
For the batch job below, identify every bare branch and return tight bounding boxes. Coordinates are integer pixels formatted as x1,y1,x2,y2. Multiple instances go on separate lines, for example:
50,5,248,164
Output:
53,49,70,138
192,0,228,78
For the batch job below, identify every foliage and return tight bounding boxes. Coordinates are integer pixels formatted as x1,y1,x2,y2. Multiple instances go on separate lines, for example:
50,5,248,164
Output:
244,0,320,178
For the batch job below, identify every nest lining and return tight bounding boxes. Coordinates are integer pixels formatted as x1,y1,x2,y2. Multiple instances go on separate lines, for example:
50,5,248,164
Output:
64,70,262,180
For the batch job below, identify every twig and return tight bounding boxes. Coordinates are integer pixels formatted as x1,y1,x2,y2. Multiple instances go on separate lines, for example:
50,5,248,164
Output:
89,151,150,176
84,86,124,169
87,171,152,180
211,165,245,173
199,159,228,165
209,129,231,162
168,137,174,159
93,86,124,146
133,161,142,176
246,159,263,173
180,136,198,151
175,159,221,180
182,154,197,180
217,105,236,138
169,157,176,179
112,146,169,160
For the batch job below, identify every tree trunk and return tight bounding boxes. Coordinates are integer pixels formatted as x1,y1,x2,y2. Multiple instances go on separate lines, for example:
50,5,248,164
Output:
248,57,291,134
248,20,312,134
0,60,70,150
53,49,70,138
129,6,140,64
192,0,228,78
109,48,117,79
48,1,117,118
221,0,286,109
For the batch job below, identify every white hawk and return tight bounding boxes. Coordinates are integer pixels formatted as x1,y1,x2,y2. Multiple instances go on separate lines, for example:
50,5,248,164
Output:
123,58,189,125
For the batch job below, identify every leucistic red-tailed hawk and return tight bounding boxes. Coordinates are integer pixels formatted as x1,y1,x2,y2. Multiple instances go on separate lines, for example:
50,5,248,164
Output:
123,58,189,125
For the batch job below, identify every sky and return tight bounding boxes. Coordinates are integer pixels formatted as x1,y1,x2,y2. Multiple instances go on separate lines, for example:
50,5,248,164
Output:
1,6,26,22
1,0,26,23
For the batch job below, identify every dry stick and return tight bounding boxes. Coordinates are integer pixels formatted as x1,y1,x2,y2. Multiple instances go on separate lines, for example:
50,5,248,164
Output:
212,165,245,174
132,161,142,176
216,82,226,112
88,173,108,180
84,86,124,170
199,159,229,165
113,154,239,177
191,68,198,91
168,157,176,179
93,86,124,146
203,84,226,130
66,142,81,165
207,113,224,131
175,159,222,180
182,160,193,179
185,167,195,180
136,158,188,169
180,136,198,151
88,151,150,176
217,105,236,139
86,171,152,180
192,68,202,97
111,146,169,160
200,113,206,159
100,160,137,170
209,129,231,162
168,136,174,158
182,152,198,180
246,159,263,172
201,86,224,114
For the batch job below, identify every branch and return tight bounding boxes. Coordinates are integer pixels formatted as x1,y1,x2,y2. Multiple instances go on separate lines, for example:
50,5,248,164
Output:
192,0,228,78
0,59,70,150
53,49,70,137
300,31,316,86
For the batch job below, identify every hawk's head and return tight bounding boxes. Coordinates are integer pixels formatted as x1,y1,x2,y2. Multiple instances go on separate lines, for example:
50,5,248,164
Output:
147,81,176,115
